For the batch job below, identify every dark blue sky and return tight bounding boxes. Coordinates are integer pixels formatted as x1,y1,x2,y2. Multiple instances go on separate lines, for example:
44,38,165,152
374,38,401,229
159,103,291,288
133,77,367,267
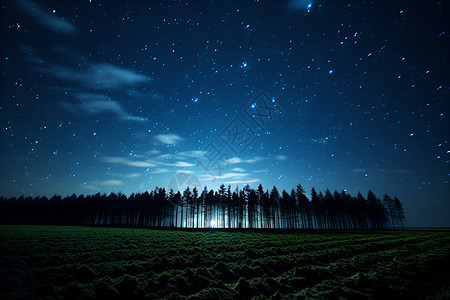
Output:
1,0,448,227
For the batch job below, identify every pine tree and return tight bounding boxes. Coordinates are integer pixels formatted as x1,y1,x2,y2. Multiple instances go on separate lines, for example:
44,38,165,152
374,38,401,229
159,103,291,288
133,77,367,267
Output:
394,197,406,229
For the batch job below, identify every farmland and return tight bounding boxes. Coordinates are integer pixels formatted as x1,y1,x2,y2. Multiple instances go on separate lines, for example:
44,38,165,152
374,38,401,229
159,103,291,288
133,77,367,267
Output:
0,226,449,299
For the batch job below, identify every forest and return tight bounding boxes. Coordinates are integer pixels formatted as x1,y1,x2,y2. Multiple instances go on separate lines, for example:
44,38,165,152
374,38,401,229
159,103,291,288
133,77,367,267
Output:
0,184,406,230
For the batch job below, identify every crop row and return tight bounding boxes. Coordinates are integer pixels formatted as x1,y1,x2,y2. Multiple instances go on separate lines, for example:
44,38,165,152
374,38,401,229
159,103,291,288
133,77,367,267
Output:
0,226,449,299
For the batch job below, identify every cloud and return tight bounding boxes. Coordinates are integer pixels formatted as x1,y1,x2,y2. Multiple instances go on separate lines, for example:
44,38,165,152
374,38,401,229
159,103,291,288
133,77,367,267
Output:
81,184,98,191
125,161,156,167
252,169,268,173
36,63,150,90
108,172,141,179
224,179,260,185
98,180,123,186
275,155,288,161
149,160,195,167
156,153,172,159
231,168,245,172
146,150,208,167
149,168,170,174
81,179,123,190
147,150,161,155
176,170,195,174
171,161,195,167
16,0,78,34
177,150,206,157
102,157,155,168
87,63,150,89
221,172,250,179
125,173,141,178
200,172,258,185
24,48,152,124
202,172,250,180
226,157,242,164
353,168,366,173
61,93,147,122
154,134,184,145
225,157,263,164
103,155,193,169
246,157,263,163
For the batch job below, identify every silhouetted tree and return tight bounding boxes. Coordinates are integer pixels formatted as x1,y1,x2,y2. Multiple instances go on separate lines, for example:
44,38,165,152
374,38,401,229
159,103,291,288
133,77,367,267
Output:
310,188,320,229
0,183,402,230
247,189,258,229
367,190,387,229
296,185,310,229
269,186,281,229
192,186,199,228
394,197,406,229
383,194,396,229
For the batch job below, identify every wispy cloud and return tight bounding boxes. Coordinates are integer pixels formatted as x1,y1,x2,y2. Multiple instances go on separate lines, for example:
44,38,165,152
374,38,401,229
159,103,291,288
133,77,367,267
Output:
231,168,245,172
170,161,195,167
243,157,263,163
16,0,78,34
124,173,141,179
202,172,250,180
26,47,150,91
24,44,152,125
88,63,150,89
177,150,206,157
102,153,194,170
62,93,147,122
109,172,141,179
225,157,263,164
226,157,242,164
225,179,260,185
35,63,150,90
154,134,184,145
147,150,161,155
102,157,155,168
154,150,205,161
98,180,123,186
177,170,195,174
148,168,170,174
199,172,261,186
146,160,195,167
81,184,98,191
81,179,123,191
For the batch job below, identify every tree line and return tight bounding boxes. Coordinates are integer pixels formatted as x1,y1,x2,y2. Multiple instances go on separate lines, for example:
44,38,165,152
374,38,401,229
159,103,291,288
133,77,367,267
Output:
0,184,406,230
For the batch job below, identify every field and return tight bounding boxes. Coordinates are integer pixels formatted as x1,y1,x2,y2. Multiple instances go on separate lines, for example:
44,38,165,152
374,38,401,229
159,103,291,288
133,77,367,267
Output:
0,226,449,299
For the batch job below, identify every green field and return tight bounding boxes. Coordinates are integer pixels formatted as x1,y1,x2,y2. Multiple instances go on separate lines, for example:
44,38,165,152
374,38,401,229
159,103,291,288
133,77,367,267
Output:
0,226,449,299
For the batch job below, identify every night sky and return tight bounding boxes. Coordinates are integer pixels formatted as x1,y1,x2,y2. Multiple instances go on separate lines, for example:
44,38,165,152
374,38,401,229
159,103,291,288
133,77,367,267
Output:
1,0,448,227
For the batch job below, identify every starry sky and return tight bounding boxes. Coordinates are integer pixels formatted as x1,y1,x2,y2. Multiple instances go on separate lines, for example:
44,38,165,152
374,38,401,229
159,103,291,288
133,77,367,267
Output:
1,0,449,227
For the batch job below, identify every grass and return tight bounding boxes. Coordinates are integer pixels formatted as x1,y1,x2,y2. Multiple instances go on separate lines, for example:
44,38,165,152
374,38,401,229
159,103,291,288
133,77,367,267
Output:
0,225,449,299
